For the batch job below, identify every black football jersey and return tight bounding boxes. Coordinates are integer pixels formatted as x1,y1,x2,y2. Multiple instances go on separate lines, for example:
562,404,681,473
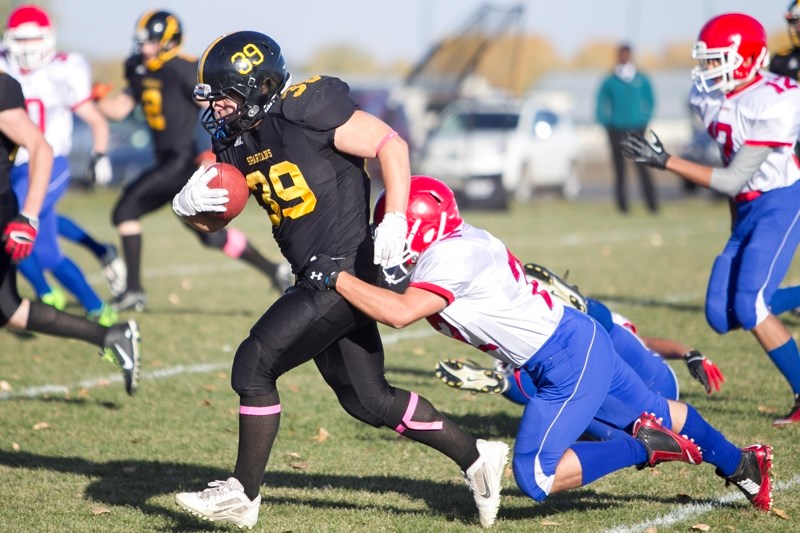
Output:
770,48,800,82
124,53,199,159
215,76,370,272
0,72,25,196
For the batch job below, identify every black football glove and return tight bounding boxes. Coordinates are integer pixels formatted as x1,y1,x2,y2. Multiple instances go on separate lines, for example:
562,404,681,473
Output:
620,130,670,169
299,254,342,291
683,350,725,395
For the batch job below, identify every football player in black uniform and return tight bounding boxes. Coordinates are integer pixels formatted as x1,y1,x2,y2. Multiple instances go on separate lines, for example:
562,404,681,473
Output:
173,31,508,529
95,11,290,312
0,72,140,396
771,1,800,159
771,1,800,81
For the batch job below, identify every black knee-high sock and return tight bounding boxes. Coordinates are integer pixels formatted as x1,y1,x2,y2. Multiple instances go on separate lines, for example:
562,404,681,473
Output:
26,301,107,346
121,234,143,292
387,388,479,471
239,243,278,278
233,391,282,500
217,228,278,280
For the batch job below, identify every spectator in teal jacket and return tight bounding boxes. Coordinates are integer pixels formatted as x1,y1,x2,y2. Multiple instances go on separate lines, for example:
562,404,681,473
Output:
596,44,657,214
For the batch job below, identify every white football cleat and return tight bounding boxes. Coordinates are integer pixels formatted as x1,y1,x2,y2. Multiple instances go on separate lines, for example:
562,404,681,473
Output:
523,262,587,313
100,244,127,297
463,439,509,528
435,359,508,394
175,477,260,529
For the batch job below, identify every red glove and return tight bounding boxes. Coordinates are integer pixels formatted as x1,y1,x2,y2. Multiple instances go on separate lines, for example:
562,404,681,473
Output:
703,357,725,393
3,213,38,263
684,350,725,394
91,82,113,101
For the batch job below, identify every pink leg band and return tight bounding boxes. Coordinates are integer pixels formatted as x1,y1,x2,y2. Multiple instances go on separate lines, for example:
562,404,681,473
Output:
240,404,281,416
374,130,399,157
394,392,443,433
223,227,248,258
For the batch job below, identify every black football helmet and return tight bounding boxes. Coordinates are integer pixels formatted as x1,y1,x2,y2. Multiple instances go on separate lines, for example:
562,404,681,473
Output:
787,1,800,47
134,10,182,70
194,31,290,143
135,10,182,50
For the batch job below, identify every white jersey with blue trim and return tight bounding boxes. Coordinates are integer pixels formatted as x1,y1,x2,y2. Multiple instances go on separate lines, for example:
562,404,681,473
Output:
689,72,800,195
408,223,564,367
0,50,92,163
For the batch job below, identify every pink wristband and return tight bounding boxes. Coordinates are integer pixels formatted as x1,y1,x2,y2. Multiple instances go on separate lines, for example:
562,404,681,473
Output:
375,130,399,157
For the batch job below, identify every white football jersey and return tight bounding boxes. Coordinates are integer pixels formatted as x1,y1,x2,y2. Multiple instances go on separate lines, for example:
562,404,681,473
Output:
0,50,92,163
689,72,800,195
409,224,564,367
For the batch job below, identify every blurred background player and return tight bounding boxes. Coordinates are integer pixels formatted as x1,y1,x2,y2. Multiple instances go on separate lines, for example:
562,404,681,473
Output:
621,13,800,426
0,67,141,396
771,2,800,157
94,10,291,312
1,4,117,325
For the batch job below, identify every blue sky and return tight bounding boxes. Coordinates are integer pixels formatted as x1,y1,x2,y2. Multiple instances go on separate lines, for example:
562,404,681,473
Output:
53,1,788,65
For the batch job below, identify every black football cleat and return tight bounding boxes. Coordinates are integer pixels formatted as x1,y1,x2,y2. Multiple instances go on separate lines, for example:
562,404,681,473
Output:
716,444,773,512
633,412,702,468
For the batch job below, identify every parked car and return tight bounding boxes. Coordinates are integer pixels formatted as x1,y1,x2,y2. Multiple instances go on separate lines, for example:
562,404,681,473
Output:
416,98,582,209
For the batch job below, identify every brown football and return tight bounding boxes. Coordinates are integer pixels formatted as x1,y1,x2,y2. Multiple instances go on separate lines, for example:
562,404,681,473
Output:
207,162,249,221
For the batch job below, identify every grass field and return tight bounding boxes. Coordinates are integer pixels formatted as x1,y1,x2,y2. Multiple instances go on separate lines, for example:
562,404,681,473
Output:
2,188,800,532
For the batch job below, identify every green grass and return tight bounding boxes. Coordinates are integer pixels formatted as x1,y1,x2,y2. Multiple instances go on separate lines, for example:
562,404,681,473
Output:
1,189,799,532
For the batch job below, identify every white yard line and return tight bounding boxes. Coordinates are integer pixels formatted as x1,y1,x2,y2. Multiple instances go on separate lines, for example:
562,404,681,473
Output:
0,328,436,401
605,475,800,533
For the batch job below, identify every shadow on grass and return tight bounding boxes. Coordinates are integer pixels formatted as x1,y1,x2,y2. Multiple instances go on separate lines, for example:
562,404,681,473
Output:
384,365,443,379
124,305,259,318
443,395,780,438
0,449,702,530
446,412,522,439
11,396,122,409
589,293,704,314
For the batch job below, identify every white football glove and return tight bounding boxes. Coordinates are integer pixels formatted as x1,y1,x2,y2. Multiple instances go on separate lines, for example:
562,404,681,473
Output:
373,211,408,267
88,152,113,185
172,166,228,217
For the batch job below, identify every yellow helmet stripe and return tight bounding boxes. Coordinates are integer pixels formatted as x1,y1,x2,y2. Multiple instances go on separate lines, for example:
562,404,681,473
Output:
162,14,180,47
137,10,155,32
198,34,226,83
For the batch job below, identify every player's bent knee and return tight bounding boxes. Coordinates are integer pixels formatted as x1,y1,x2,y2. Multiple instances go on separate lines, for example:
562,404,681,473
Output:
336,395,384,427
705,306,731,334
512,455,549,502
732,300,758,331
197,229,227,250
230,336,277,397
0,298,21,327
112,206,132,226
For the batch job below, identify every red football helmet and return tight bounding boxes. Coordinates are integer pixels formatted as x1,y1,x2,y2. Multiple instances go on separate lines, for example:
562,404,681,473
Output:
4,5,55,70
691,13,768,94
374,175,463,284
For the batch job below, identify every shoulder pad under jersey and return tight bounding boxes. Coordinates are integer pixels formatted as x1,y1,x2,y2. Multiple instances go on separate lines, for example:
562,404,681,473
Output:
279,75,357,131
